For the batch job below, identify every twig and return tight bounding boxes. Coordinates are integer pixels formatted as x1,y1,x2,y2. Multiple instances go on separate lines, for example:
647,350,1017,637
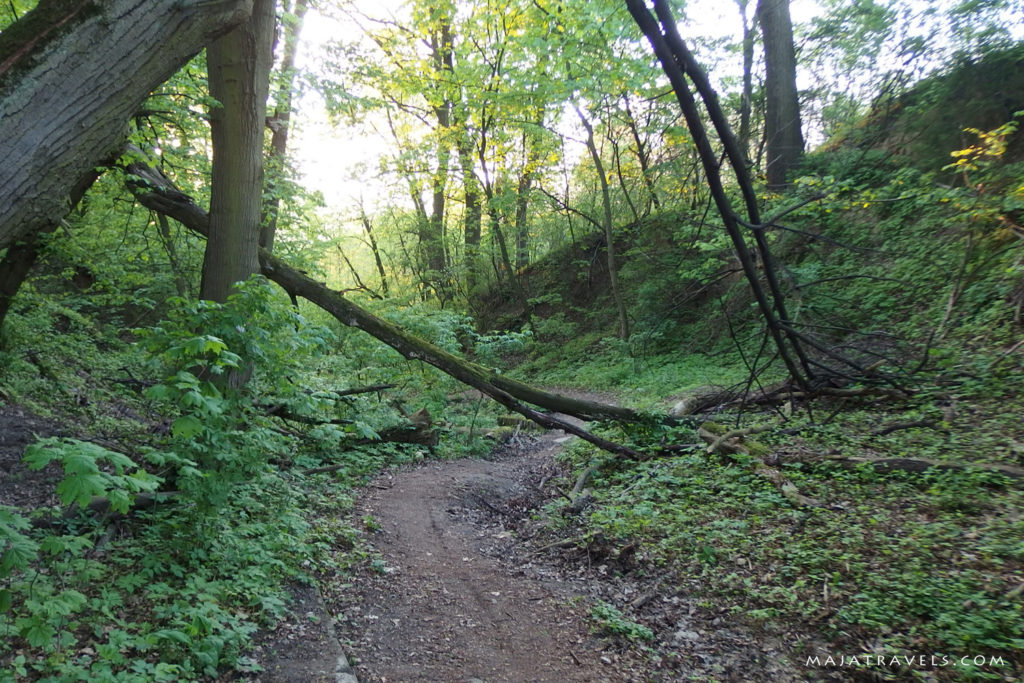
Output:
871,419,938,437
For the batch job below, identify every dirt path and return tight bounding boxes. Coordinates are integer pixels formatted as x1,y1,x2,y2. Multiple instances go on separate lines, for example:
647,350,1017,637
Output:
330,430,648,683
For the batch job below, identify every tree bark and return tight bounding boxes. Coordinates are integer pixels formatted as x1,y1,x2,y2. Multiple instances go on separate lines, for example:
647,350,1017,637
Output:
627,0,810,387
360,209,389,296
736,0,755,165
200,0,276,302
622,96,661,212
0,170,101,333
0,0,253,251
458,136,483,296
756,0,804,188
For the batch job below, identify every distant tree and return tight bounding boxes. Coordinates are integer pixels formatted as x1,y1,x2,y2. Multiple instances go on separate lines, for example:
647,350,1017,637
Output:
756,0,804,187
262,0,311,252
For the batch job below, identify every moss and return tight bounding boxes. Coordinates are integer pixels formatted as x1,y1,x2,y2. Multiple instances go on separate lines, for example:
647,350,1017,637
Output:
0,0,101,93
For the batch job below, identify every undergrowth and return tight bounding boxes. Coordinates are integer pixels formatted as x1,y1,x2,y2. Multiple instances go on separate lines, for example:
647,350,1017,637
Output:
0,280,500,680
551,366,1023,680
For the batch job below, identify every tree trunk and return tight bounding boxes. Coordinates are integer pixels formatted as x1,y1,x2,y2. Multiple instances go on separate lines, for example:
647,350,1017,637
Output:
576,106,630,341
200,0,275,302
0,0,253,251
622,96,660,212
736,0,755,165
360,209,389,296
458,137,483,296
627,0,811,388
0,237,43,334
421,17,455,296
756,0,804,188
261,0,310,252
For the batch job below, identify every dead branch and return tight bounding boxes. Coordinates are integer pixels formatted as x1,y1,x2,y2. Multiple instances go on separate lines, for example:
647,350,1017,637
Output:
871,419,939,437
705,424,772,454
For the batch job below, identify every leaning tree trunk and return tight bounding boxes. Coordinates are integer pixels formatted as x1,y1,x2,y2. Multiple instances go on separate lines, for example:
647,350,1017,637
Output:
0,171,102,333
0,0,253,251
626,0,810,387
123,163,650,456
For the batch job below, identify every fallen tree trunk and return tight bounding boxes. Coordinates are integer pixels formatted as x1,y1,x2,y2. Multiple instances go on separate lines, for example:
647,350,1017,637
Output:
123,162,646,457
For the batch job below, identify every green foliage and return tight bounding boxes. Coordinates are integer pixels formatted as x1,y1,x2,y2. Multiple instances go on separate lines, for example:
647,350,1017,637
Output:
589,600,654,642
23,438,159,512
136,277,333,507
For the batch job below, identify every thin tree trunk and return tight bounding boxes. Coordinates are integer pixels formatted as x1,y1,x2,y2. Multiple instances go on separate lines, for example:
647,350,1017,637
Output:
649,0,815,382
200,0,275,302
612,137,641,222
627,0,809,386
261,0,310,252
360,209,389,296
622,95,660,211
155,213,189,297
737,0,755,165
576,106,630,341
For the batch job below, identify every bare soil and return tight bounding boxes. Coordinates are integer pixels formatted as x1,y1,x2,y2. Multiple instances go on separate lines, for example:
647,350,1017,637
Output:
0,402,64,509
331,431,633,682
322,429,808,683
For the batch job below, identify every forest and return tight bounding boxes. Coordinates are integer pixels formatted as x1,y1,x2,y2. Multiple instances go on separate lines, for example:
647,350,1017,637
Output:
0,0,1022,680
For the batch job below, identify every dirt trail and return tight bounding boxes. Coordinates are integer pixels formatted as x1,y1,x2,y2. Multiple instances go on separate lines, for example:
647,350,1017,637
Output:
331,430,645,683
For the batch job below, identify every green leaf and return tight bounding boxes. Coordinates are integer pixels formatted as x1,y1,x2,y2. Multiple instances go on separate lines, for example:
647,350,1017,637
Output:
23,441,58,470
55,472,105,508
152,628,191,645
18,618,56,648
172,415,203,440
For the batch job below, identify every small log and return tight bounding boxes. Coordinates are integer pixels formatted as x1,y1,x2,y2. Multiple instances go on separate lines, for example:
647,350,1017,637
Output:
870,419,938,437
